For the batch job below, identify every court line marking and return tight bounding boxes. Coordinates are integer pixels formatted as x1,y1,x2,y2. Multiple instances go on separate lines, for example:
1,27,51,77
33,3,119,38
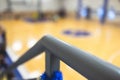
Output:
108,50,120,64
7,47,41,79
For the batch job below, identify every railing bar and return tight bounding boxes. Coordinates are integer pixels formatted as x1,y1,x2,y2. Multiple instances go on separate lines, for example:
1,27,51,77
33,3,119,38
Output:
41,35,120,80
0,35,120,80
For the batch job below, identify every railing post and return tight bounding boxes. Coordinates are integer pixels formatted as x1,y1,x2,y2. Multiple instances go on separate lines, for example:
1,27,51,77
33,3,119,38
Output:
45,50,60,78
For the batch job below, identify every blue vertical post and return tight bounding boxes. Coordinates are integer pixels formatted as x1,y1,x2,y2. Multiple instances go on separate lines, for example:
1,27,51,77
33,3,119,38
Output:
77,0,82,18
100,0,109,24
6,0,12,12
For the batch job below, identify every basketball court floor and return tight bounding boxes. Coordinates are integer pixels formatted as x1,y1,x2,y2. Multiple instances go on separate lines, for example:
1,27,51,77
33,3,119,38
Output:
0,19,120,80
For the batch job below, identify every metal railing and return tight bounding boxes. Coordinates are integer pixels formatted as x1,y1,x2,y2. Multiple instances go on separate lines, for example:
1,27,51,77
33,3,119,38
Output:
0,35,120,80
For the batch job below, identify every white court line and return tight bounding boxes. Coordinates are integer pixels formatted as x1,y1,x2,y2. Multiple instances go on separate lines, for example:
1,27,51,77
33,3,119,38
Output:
7,47,41,79
108,50,120,64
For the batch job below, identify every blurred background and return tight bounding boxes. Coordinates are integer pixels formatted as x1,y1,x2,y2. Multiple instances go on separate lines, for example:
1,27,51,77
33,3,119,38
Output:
0,0,120,80
0,0,120,21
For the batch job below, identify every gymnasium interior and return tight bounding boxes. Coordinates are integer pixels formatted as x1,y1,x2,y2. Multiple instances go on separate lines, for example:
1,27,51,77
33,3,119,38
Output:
0,0,120,80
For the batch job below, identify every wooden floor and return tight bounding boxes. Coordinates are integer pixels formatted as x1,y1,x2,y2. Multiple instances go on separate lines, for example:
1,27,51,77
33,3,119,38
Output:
0,19,120,80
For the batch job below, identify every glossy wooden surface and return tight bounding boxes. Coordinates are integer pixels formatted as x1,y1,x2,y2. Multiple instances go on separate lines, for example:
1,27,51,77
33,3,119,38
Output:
0,19,120,80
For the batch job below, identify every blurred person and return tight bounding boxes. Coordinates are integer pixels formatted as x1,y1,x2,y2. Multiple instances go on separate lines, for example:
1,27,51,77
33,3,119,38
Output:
58,8,66,18
86,7,91,20
0,25,6,55
0,25,7,80
0,25,14,80
0,25,7,68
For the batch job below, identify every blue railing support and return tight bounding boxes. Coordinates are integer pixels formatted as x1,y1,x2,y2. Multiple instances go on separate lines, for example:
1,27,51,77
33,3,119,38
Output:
40,71,63,80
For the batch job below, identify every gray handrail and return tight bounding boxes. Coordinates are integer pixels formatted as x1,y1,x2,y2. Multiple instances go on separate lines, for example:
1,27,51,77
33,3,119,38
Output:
0,35,120,80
